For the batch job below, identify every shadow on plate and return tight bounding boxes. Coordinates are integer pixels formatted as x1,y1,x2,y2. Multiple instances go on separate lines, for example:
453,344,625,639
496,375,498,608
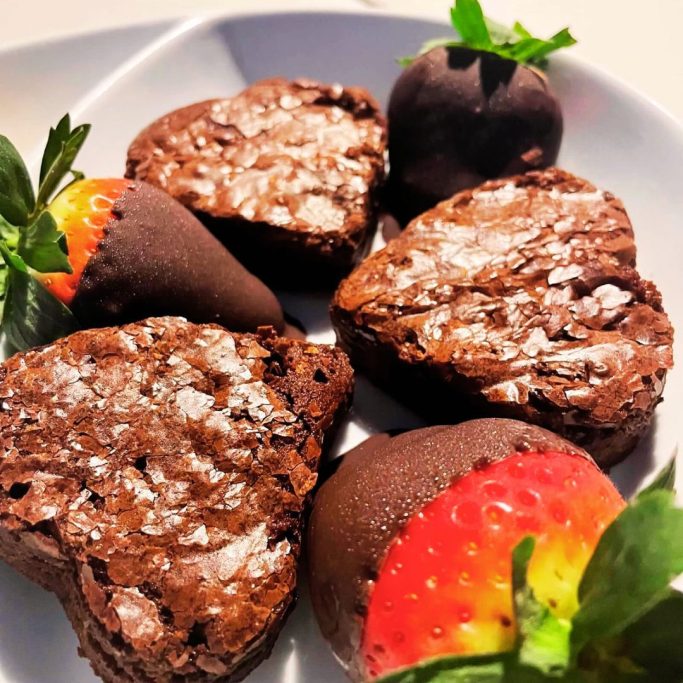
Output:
253,569,345,683
277,290,336,343
0,562,97,682
214,12,440,108
610,416,659,498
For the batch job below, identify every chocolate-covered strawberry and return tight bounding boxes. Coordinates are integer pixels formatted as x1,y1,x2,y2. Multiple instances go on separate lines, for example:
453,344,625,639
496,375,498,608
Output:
308,419,683,682
388,0,575,223
0,115,284,351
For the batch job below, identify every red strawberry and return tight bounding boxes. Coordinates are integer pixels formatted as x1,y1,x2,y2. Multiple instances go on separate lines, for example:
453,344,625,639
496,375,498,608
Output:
361,450,625,678
307,419,683,682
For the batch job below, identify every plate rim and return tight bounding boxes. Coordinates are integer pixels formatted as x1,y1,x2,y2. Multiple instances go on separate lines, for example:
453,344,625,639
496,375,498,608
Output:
5,3,683,155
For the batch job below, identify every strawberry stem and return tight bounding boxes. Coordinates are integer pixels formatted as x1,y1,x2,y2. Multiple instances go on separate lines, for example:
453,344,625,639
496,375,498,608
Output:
399,0,576,67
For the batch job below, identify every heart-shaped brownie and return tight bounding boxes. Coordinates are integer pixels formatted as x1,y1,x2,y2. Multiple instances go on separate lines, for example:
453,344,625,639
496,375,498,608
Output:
332,168,673,467
0,317,352,681
126,78,387,285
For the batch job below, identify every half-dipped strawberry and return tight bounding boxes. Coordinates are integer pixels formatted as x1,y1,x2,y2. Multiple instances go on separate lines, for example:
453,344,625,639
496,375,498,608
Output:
0,115,285,352
41,177,285,332
308,419,683,682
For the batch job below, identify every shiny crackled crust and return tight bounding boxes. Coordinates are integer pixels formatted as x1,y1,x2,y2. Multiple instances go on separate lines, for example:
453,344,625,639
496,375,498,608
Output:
0,317,353,682
126,78,387,279
332,169,674,467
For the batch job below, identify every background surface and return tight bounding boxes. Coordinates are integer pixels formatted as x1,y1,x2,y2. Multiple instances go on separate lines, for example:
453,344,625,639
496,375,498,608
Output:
4,0,683,122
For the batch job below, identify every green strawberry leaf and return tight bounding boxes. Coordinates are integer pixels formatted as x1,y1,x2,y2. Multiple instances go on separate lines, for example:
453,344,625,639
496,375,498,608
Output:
571,490,683,656
619,589,683,681
0,271,7,318
450,0,493,51
39,114,72,185
0,238,14,320
0,241,78,352
505,29,576,65
0,134,35,226
512,537,571,677
18,211,72,274
512,22,533,40
0,114,89,351
34,114,90,218
638,455,677,498
0,241,29,272
483,17,518,43
400,0,576,67
376,653,507,682
0,215,20,250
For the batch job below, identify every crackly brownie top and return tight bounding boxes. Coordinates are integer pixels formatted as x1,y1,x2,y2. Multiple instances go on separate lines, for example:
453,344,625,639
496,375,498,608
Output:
334,168,673,433
0,317,352,677
126,78,386,245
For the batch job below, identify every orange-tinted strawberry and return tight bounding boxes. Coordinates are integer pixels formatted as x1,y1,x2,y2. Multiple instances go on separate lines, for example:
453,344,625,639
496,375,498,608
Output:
36,178,127,305
361,451,625,679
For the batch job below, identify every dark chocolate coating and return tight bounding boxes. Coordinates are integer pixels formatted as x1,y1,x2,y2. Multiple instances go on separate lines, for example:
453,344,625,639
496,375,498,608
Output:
387,46,563,223
379,212,402,243
307,419,590,678
71,181,285,332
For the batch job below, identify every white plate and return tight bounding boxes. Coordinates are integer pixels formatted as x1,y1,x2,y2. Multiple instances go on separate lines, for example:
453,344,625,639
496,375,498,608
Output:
0,7,682,683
